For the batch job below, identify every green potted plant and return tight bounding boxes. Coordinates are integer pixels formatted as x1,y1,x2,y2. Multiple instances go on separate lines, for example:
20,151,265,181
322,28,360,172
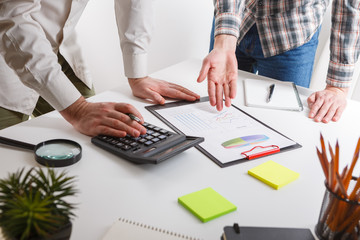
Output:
0,167,77,240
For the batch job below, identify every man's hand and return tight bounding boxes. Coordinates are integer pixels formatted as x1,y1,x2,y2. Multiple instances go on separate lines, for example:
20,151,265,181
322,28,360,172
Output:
128,76,200,105
197,35,238,111
307,85,348,123
60,97,147,137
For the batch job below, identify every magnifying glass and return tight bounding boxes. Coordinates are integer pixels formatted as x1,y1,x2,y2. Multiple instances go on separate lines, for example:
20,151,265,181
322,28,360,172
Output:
0,136,82,167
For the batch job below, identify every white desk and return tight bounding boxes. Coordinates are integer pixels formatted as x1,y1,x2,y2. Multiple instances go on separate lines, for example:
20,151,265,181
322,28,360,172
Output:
1,59,360,239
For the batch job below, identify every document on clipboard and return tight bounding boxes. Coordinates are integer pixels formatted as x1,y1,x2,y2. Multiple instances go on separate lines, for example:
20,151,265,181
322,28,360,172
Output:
145,97,301,168
243,79,303,111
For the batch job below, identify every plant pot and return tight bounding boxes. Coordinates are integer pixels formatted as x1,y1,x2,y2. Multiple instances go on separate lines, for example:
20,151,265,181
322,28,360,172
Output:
3,222,73,240
46,222,73,240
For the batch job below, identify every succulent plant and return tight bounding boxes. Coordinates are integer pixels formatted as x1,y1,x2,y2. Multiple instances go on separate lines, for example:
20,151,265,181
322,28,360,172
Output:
0,167,77,240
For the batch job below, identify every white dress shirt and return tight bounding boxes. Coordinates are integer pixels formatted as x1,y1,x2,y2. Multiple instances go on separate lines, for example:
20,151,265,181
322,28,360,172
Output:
0,0,154,115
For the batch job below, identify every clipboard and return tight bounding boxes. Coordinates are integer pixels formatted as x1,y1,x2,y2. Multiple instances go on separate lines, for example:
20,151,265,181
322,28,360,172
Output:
243,79,304,111
145,97,301,168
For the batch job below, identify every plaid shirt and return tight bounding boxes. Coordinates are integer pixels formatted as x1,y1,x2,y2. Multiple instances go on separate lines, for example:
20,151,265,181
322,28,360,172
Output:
214,0,360,88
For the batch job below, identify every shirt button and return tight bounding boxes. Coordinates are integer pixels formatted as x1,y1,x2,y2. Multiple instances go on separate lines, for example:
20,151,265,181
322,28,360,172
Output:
258,1,263,6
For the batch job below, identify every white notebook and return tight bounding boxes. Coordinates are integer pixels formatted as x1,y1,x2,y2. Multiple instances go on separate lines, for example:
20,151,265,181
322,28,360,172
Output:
243,79,303,111
102,218,202,240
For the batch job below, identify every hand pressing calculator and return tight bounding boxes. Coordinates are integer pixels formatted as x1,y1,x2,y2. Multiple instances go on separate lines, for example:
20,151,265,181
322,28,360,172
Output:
91,121,204,164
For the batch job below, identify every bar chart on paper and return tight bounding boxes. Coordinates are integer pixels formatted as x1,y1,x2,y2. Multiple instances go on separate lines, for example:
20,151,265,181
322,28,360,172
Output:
151,99,299,166
168,104,255,134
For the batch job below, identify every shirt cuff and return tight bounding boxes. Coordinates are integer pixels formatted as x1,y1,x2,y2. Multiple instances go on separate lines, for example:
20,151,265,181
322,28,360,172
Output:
326,60,355,88
37,72,81,111
122,53,148,79
214,13,240,39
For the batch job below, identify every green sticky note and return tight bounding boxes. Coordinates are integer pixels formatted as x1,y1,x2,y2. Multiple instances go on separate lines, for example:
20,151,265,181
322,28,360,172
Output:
248,160,299,190
178,187,237,222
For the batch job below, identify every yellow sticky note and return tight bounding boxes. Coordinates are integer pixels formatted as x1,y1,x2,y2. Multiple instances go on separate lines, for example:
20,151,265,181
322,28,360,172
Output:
248,160,299,190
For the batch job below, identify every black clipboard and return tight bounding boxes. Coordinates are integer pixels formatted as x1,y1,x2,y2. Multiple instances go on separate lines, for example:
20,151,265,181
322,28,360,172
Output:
145,97,301,168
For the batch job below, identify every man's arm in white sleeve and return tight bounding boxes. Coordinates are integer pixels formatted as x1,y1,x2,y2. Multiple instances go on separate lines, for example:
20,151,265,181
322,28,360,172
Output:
0,0,81,111
0,1,148,138
114,0,200,104
115,0,154,78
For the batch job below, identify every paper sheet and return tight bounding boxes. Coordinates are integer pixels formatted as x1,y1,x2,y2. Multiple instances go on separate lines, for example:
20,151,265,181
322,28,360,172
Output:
244,79,303,111
154,100,298,164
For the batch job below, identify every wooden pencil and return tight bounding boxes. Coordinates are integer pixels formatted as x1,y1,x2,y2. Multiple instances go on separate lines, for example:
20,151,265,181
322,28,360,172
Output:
316,135,360,238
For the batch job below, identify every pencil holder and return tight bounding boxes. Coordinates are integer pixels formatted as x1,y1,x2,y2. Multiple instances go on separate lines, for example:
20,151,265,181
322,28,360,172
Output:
315,178,360,240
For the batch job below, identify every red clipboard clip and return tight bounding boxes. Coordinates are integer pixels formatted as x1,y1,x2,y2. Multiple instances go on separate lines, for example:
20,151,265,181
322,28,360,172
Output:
241,145,280,160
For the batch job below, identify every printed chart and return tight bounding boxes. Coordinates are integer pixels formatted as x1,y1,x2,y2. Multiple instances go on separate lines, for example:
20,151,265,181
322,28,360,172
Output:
153,100,299,166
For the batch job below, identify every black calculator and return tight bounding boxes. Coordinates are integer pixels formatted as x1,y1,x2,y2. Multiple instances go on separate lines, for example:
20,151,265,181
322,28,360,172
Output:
91,122,204,164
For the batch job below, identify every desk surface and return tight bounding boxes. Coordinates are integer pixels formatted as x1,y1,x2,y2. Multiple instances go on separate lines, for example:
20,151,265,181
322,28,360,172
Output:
1,59,360,239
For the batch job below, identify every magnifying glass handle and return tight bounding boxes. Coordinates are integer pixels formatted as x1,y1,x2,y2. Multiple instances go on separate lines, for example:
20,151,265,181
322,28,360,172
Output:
0,136,35,151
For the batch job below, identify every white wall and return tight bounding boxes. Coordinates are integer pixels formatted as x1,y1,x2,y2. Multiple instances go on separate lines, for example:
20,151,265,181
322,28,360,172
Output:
75,0,214,93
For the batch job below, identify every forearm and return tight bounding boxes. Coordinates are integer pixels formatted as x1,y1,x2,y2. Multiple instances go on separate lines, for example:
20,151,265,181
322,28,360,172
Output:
0,0,80,111
60,97,87,125
325,84,349,95
327,0,360,88
213,34,238,52
213,0,242,39
114,0,155,78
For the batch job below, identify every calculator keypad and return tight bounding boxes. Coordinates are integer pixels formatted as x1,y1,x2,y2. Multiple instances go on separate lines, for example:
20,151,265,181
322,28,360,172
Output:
91,121,203,164
96,122,170,152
